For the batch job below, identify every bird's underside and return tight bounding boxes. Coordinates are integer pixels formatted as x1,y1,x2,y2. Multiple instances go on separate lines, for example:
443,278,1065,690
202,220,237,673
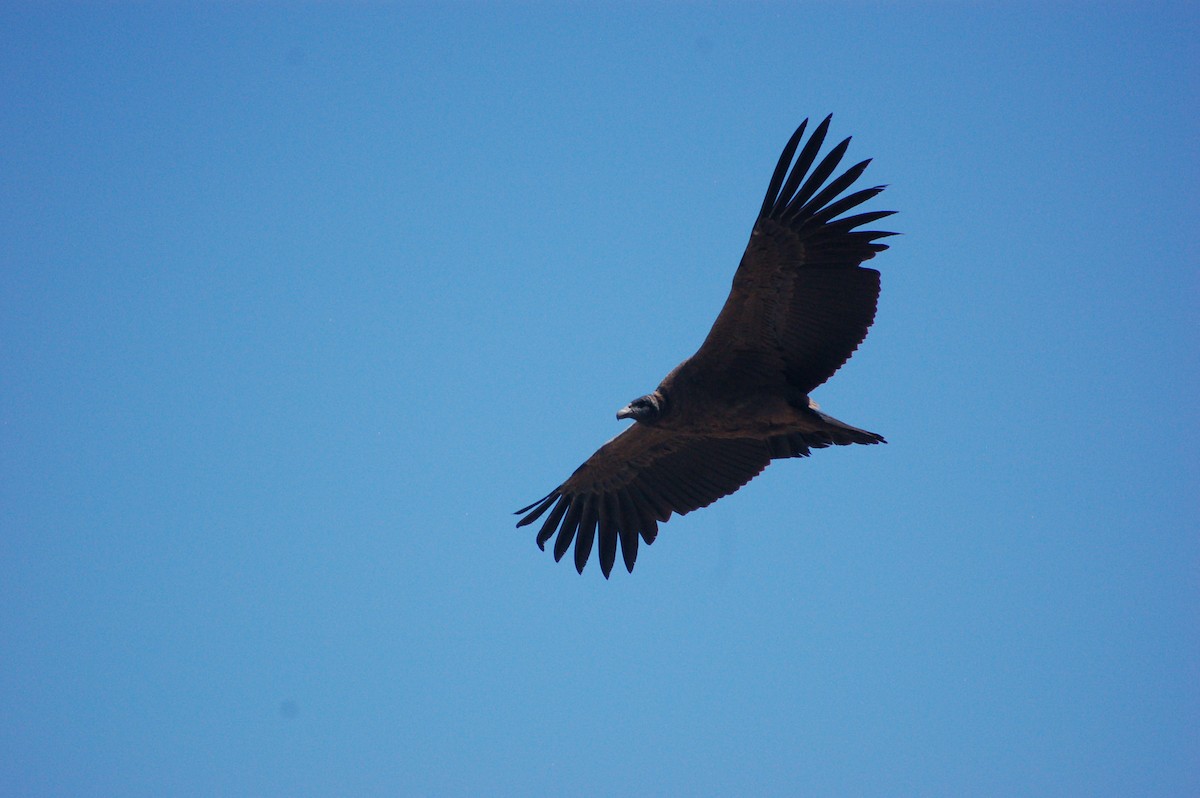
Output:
516,116,895,577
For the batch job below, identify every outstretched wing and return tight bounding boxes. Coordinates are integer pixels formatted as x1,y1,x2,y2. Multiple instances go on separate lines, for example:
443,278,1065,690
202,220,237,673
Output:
692,116,896,394
516,425,770,577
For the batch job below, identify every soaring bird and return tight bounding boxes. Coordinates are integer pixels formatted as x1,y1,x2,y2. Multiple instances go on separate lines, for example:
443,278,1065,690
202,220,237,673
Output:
516,116,895,577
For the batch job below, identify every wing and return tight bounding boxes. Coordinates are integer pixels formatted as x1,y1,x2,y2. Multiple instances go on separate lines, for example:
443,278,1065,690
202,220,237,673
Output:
693,116,896,394
515,424,770,577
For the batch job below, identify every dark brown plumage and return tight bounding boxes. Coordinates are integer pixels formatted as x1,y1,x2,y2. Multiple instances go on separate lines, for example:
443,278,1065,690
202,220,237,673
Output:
517,116,896,577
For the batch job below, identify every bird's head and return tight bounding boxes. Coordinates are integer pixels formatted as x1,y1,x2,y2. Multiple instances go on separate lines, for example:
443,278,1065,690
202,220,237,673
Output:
617,392,666,424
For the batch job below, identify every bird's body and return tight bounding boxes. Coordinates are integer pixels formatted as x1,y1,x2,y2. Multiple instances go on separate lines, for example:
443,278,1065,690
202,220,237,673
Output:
517,117,895,577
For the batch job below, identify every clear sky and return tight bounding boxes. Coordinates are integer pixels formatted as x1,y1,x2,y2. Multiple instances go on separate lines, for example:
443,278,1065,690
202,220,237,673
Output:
2,4,1197,796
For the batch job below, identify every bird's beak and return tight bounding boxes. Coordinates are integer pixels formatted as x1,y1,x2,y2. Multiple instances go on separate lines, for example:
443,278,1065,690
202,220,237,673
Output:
616,405,634,420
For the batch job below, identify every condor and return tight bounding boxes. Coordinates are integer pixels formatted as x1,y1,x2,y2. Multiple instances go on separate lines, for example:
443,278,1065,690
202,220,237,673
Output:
517,117,896,577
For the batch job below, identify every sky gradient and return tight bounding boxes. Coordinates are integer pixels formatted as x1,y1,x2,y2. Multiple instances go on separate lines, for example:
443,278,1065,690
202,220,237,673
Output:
2,4,1197,796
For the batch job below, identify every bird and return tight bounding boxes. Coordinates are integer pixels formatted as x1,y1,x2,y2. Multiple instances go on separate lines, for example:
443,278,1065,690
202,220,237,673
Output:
516,116,895,577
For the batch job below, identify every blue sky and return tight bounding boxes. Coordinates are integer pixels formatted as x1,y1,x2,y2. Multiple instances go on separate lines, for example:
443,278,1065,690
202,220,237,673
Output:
2,4,1196,796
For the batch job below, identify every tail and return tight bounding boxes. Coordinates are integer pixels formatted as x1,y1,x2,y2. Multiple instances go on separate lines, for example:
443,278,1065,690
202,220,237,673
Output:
766,408,884,459
809,408,886,446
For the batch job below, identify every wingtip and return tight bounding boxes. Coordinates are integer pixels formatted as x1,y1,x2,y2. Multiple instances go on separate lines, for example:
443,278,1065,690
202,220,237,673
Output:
514,490,558,523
